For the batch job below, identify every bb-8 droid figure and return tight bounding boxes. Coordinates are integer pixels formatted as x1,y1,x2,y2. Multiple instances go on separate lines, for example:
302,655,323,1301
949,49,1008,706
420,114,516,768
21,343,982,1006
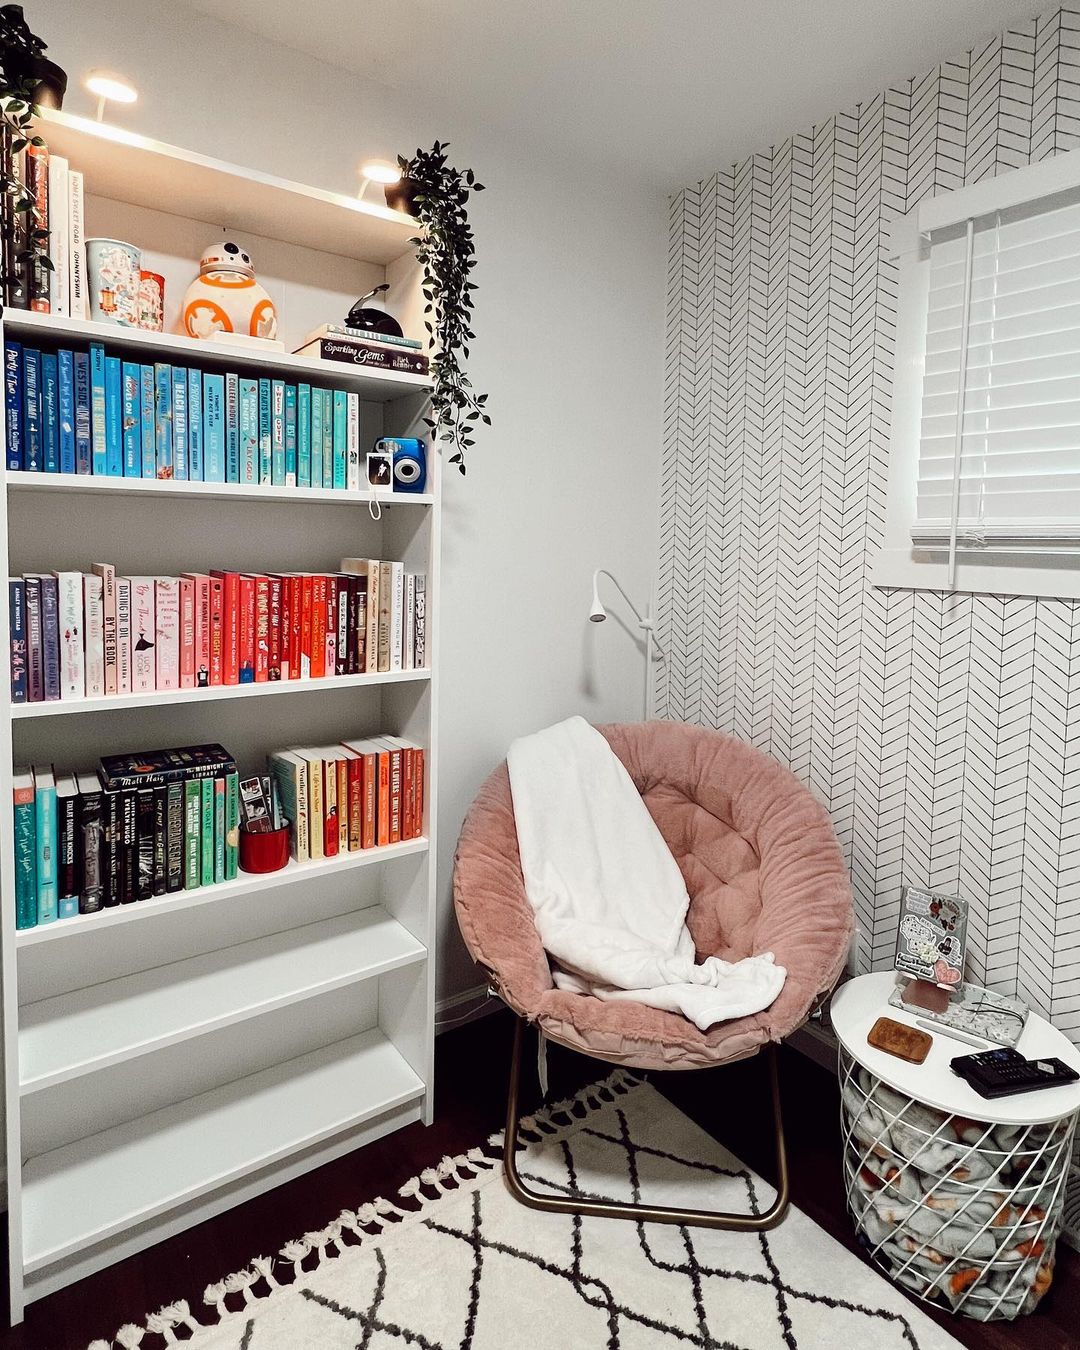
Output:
182,240,278,341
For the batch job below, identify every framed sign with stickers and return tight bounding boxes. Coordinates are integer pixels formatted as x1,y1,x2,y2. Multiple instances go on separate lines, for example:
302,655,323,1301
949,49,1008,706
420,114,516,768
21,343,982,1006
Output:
894,887,968,988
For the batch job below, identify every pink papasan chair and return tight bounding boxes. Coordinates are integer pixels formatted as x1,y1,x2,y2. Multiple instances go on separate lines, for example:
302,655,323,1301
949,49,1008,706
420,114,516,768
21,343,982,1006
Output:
453,720,854,1231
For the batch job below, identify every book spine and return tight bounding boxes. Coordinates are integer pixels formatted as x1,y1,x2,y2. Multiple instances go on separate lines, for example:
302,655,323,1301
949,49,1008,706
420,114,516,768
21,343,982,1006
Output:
239,377,258,484
284,383,297,486
40,575,60,700
140,364,156,477
320,325,424,349
225,371,239,482
154,576,180,691
105,355,123,476
185,573,210,686
54,571,84,698
332,389,347,490
154,362,173,478
310,574,327,679
68,168,88,319
346,754,362,849
26,142,50,313
310,386,323,489
225,771,239,880
388,747,402,843
414,750,425,838
119,789,137,903
94,565,118,697
271,378,285,485
287,574,301,679
308,754,324,859
257,377,272,482
322,757,338,857
299,574,312,677
166,781,184,892
47,155,69,317
35,774,57,922
200,776,214,886
255,575,270,681
345,576,359,674
88,342,107,475
41,351,58,472
324,574,337,675
187,367,203,479
179,575,195,689
203,373,225,481
172,366,188,481
238,573,256,683
413,574,426,668
336,759,348,852
136,788,155,900
121,361,141,476
268,575,282,680
115,576,132,694
101,787,119,906
83,573,104,697
297,384,311,487
377,561,392,673
23,346,41,470
74,350,92,473
346,391,360,491
214,777,225,883
58,347,74,473
8,578,26,703
321,388,333,488
184,779,201,889
13,780,36,928
25,576,42,701
336,576,349,677
4,341,22,470
152,785,168,895
361,751,376,849
313,338,429,374
209,572,225,684
78,783,104,913
130,576,156,691
376,751,390,847
390,562,405,673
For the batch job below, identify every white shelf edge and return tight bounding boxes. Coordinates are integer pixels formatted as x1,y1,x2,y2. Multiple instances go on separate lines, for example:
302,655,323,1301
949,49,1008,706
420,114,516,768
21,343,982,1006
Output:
5,470,434,507
19,907,427,1094
11,667,431,719
15,837,429,948
21,1027,425,1273
2,311,433,403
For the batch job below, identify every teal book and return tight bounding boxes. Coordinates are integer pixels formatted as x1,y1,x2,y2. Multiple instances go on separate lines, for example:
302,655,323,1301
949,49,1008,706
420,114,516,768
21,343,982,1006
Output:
172,366,188,481
200,776,214,886
121,362,141,476
154,363,173,478
239,377,258,484
90,342,107,475
332,389,347,490
321,388,334,488
225,372,239,483
105,356,123,476
310,385,324,488
187,367,203,480
41,351,58,472
257,378,272,483
58,348,75,473
184,778,201,889
33,763,57,924
214,776,225,883
140,365,156,477
203,373,225,482
225,771,239,880
297,384,311,487
13,767,36,930
271,379,285,485
284,384,297,486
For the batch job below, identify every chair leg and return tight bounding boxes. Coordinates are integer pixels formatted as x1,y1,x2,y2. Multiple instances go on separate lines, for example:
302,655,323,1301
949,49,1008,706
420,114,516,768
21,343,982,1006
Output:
503,1015,790,1231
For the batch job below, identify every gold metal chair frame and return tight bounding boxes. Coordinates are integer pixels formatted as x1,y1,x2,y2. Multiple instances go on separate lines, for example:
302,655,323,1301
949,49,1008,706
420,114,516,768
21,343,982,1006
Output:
502,1014,791,1231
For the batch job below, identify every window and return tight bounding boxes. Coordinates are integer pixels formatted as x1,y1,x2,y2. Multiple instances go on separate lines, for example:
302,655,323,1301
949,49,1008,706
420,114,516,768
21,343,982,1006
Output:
875,151,1080,599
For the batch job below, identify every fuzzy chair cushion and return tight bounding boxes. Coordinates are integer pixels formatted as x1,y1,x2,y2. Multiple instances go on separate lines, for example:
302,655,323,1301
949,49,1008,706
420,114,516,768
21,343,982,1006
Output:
453,721,854,1070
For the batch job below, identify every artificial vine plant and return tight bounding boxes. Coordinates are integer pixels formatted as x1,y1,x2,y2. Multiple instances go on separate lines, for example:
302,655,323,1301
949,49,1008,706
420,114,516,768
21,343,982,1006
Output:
0,4,52,318
396,142,489,475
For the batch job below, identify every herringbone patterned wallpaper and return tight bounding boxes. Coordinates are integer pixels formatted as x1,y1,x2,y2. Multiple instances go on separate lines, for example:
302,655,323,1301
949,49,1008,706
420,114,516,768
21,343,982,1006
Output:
657,7,1080,1043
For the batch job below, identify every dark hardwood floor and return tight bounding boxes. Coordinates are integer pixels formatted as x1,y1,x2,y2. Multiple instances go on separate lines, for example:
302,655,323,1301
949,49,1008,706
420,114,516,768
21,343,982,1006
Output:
0,1009,1075,1349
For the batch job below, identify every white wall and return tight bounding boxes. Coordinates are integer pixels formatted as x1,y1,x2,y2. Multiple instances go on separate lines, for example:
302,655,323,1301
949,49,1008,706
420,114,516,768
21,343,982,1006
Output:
30,0,666,1004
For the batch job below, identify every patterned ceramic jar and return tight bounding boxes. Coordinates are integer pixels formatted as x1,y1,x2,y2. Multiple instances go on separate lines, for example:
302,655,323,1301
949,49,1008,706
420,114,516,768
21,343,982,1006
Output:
137,270,165,331
85,238,141,326
181,241,278,341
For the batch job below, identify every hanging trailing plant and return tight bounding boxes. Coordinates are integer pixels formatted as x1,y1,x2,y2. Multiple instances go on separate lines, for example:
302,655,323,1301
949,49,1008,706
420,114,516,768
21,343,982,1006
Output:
392,142,489,475
0,5,54,318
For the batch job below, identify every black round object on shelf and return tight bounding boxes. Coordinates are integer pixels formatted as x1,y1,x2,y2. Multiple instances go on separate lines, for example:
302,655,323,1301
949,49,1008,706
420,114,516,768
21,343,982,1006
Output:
344,304,404,338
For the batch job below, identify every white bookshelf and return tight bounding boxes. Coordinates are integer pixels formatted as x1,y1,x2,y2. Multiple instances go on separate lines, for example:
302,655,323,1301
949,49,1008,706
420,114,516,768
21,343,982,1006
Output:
0,111,439,1320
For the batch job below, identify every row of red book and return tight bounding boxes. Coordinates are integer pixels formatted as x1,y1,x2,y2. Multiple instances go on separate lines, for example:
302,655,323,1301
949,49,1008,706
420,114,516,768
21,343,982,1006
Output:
9,558,427,702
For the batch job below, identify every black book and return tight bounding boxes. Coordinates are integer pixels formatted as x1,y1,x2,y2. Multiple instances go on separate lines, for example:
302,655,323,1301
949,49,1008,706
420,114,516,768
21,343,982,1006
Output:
56,773,79,910
166,781,184,893
2,133,30,310
152,785,168,896
119,790,138,904
76,771,104,913
100,743,236,791
102,786,121,907
346,575,360,675
136,787,155,901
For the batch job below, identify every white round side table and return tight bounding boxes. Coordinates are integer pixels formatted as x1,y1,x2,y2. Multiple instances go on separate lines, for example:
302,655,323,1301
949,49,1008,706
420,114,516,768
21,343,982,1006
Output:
831,972,1080,1322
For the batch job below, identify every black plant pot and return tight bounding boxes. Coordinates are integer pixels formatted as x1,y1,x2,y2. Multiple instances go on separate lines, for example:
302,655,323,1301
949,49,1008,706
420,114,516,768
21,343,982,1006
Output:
384,178,421,217
3,53,67,108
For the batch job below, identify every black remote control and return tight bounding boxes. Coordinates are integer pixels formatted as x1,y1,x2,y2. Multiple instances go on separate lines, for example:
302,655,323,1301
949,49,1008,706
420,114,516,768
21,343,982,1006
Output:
950,1047,1079,1099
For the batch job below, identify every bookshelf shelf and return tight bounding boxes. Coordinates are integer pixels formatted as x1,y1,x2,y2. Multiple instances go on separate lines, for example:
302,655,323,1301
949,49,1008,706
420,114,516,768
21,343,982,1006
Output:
4,311,434,403
22,1027,425,1275
20,906,426,1092
6,470,434,507
11,667,431,719
14,837,430,948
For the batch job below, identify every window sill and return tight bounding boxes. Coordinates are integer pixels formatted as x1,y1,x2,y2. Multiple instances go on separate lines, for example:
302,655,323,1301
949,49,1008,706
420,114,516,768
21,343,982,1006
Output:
871,547,1080,600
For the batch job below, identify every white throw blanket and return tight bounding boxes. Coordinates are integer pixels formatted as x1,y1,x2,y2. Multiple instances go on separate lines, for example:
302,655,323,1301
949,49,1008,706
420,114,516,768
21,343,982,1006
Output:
507,716,786,1030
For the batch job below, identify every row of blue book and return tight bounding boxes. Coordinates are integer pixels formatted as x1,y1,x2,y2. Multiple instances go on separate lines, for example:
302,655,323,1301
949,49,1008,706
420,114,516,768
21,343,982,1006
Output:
3,340,365,488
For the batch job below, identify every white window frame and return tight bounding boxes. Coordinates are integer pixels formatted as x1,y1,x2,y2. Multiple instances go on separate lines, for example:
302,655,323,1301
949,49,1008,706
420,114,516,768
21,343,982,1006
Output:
874,150,1080,600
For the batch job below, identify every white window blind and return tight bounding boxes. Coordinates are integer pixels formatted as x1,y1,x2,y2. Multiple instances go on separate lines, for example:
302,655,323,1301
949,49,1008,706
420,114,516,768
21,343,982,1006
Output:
915,195,1080,557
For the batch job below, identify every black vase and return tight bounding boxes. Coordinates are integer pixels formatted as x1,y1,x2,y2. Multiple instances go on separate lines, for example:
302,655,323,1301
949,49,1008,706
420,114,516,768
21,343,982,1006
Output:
384,178,421,217
4,53,67,108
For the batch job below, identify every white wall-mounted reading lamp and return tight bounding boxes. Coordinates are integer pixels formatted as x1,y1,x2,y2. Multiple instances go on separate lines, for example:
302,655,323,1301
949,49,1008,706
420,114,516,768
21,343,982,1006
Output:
588,568,665,721
358,159,401,201
84,69,138,122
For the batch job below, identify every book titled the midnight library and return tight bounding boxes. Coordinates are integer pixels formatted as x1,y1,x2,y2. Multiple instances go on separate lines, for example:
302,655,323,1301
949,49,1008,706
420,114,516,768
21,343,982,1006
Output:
99,743,236,791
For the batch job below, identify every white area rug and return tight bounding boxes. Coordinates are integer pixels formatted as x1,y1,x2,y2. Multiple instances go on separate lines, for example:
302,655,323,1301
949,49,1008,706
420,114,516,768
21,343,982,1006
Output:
91,1073,964,1349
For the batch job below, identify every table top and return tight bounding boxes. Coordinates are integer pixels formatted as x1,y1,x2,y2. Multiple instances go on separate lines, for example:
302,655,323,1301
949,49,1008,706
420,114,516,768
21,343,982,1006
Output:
830,971,1080,1125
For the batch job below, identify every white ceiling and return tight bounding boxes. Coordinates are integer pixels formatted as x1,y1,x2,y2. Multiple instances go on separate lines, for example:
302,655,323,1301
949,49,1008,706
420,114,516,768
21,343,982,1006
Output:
185,0,1041,189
